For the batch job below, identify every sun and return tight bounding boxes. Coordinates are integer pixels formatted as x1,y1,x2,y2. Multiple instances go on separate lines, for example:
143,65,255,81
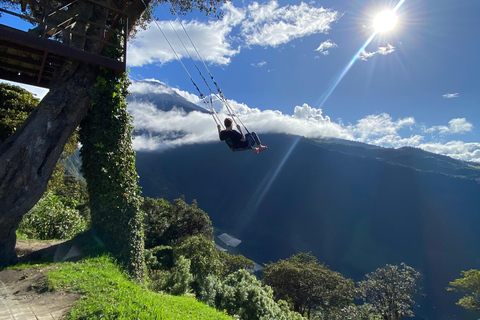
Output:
374,10,398,33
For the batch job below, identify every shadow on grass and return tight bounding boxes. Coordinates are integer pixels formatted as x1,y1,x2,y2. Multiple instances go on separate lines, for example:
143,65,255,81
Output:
17,229,108,266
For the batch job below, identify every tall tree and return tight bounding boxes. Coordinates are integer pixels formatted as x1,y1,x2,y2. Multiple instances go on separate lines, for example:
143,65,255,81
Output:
262,252,355,319
447,269,480,313
357,263,421,320
0,0,227,267
79,69,144,279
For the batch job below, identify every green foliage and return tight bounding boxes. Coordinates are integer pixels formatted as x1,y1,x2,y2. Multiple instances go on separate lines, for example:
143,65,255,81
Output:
357,263,421,320
218,251,255,278
46,255,233,319
166,255,194,295
145,245,174,270
196,274,222,307
142,197,214,248
174,235,223,296
18,191,87,240
327,305,382,320
147,253,193,296
0,83,80,193
174,235,222,279
156,0,230,20
216,269,306,320
447,269,480,312
262,252,355,318
0,83,39,144
79,68,144,280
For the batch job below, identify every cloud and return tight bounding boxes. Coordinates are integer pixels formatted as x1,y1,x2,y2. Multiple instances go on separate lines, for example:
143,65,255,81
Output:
347,113,414,141
127,1,341,66
129,79,203,105
315,39,338,56
443,93,459,99
423,118,473,135
418,141,480,163
128,80,480,162
241,1,341,47
359,43,395,61
127,18,240,66
251,61,267,67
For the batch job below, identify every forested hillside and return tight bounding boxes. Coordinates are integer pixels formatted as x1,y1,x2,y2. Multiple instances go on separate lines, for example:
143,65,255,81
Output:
136,133,480,320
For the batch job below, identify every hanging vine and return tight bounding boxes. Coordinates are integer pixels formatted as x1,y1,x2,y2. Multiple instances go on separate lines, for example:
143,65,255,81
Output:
79,67,144,280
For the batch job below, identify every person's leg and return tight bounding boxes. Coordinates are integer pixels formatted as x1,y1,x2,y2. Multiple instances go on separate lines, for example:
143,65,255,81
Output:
249,132,262,147
245,133,256,148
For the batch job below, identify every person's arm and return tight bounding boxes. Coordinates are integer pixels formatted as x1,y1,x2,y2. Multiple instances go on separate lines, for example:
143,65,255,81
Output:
237,124,246,142
218,125,223,140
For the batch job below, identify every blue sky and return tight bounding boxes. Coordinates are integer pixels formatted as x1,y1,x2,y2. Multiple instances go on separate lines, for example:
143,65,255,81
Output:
2,0,480,161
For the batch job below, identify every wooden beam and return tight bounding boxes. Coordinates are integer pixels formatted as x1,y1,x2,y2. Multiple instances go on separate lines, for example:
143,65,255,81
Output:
0,69,50,88
38,51,49,85
0,24,125,72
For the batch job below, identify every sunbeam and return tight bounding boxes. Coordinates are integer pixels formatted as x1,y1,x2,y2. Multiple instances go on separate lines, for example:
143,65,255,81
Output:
315,0,406,110
234,136,302,234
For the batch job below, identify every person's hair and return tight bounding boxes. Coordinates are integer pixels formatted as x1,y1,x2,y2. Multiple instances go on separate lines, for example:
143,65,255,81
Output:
224,118,233,128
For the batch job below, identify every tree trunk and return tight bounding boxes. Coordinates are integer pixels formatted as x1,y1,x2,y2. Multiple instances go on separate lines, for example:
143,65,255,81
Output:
0,61,99,267
0,0,152,267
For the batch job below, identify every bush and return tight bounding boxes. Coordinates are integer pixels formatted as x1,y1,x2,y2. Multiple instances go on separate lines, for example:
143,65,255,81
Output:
18,191,87,240
148,255,193,296
145,245,174,270
142,197,213,248
216,269,306,320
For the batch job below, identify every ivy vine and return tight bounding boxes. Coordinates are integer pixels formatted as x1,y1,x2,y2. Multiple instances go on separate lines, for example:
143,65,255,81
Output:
79,67,144,280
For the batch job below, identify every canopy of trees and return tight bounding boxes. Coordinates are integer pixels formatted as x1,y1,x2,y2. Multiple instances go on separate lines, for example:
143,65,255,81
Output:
262,252,356,319
447,269,480,312
357,262,421,320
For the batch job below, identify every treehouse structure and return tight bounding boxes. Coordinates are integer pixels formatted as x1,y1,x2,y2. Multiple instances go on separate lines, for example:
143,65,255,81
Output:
0,0,128,88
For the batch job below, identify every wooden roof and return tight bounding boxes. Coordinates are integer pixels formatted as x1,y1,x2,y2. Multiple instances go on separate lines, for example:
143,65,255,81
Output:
0,1,127,89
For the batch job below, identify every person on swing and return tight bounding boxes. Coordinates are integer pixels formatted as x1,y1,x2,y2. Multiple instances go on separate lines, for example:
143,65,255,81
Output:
218,118,268,154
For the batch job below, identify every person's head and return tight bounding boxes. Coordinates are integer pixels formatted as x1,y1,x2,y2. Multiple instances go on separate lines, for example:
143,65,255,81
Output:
224,118,233,128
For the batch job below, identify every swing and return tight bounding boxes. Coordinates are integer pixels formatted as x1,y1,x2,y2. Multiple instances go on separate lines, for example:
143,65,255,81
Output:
140,1,267,153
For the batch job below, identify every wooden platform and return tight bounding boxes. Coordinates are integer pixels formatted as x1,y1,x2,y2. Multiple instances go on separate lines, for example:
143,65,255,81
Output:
0,0,127,89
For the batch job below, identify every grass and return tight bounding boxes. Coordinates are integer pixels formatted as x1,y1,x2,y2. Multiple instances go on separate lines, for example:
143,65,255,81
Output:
46,255,233,320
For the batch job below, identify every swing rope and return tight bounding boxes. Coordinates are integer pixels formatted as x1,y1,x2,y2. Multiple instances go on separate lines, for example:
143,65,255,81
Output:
143,0,250,133
140,0,223,128
169,6,251,134
158,4,225,128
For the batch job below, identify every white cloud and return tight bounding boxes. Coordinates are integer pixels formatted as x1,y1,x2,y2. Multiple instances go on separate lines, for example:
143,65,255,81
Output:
418,141,480,163
359,43,395,61
423,118,473,135
251,61,267,67
128,80,480,162
130,79,202,105
127,1,341,66
128,18,240,67
315,39,338,55
347,113,414,141
443,93,459,99
241,1,341,47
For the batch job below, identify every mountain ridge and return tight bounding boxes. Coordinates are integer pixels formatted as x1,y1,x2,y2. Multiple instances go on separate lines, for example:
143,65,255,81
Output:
136,133,480,320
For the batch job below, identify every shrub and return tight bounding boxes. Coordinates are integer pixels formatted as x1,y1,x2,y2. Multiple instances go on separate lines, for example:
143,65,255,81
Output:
18,191,87,240
142,197,213,248
148,255,193,296
216,269,306,320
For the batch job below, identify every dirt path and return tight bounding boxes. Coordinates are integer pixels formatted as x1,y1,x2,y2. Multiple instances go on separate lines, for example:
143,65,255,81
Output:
0,241,79,320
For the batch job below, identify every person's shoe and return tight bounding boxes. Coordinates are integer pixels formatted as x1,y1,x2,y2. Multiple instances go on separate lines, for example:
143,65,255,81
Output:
256,146,268,154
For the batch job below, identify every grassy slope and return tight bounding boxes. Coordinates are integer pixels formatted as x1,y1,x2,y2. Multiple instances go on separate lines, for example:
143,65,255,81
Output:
46,255,232,320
